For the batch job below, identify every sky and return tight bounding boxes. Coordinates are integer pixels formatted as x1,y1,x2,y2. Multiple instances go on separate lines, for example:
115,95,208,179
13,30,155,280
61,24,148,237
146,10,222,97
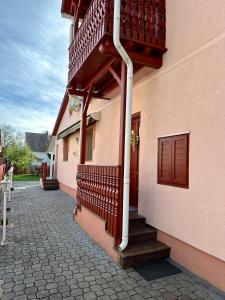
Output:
0,0,70,133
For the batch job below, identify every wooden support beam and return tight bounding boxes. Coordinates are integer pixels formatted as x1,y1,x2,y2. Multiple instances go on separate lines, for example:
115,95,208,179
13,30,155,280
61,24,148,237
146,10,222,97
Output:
79,99,87,164
84,85,94,113
84,58,117,89
99,42,162,69
79,85,94,164
74,0,81,33
119,61,126,167
79,95,86,164
98,64,143,97
70,0,75,15
109,66,121,87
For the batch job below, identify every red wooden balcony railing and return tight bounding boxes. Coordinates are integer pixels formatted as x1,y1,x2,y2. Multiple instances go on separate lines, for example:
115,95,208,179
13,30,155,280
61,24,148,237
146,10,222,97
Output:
68,0,166,84
76,164,122,240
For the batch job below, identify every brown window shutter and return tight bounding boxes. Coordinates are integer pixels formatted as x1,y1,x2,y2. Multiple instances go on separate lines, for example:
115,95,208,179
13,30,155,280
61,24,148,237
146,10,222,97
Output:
158,137,172,184
171,134,189,187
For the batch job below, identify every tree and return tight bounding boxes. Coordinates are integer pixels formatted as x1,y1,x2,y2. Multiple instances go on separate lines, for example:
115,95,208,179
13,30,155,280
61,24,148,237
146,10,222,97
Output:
0,123,24,148
4,144,35,172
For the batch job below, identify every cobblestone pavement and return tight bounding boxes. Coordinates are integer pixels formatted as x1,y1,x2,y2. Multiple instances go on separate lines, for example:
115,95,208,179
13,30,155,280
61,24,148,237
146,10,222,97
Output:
0,181,224,300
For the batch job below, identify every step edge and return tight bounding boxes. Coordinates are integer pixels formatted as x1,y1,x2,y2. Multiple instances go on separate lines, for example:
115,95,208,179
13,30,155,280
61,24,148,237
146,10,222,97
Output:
118,245,171,258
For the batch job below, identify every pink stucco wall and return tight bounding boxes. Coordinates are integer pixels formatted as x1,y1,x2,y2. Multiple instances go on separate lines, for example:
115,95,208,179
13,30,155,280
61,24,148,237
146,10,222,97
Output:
55,99,112,190
56,131,79,190
55,0,225,288
75,206,120,263
158,231,225,292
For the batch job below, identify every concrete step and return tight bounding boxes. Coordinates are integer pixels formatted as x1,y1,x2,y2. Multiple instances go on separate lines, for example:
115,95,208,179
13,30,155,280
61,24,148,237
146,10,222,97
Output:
118,240,170,269
42,179,59,190
116,211,170,268
129,212,146,229
42,179,59,184
43,185,59,190
129,225,157,244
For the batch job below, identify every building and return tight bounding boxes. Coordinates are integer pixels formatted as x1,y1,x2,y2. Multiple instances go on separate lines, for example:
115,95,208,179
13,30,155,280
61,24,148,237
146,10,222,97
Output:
52,0,225,291
25,132,50,170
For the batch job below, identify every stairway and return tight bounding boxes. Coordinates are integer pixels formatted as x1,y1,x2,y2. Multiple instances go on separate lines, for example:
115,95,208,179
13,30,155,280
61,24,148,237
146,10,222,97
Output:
42,179,59,191
118,212,170,268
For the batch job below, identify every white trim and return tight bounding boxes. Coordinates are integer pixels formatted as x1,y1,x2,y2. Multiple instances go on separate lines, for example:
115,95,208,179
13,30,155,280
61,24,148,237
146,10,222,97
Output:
159,131,190,138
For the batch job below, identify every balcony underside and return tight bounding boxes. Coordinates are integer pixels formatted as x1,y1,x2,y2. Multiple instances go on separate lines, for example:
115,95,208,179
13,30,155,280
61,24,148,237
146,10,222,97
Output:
68,0,166,96
68,36,166,96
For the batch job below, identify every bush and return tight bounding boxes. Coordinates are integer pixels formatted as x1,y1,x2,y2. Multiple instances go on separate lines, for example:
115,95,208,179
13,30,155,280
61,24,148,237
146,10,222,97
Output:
4,144,35,173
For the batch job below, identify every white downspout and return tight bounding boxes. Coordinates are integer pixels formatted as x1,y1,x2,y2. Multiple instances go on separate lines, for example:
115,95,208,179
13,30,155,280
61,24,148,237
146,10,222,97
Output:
113,0,133,251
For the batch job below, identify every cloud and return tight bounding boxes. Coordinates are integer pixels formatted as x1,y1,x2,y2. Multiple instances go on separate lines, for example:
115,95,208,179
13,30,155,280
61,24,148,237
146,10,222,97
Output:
0,0,70,133
0,101,56,133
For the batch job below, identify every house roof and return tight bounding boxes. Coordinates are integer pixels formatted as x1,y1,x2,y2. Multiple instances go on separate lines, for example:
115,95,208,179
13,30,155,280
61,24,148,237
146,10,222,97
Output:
25,132,50,153
52,91,69,136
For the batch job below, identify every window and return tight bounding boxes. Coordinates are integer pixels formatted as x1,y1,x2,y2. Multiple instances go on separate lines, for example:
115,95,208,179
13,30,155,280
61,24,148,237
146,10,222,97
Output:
85,128,94,161
63,137,69,161
158,133,189,188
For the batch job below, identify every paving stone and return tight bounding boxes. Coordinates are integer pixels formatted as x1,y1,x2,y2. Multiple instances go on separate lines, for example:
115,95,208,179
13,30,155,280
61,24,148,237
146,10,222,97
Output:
71,288,83,296
14,296,28,300
3,294,14,300
0,181,224,300
46,282,57,290
78,281,90,288
37,289,50,298
58,285,71,293
49,294,63,300
24,287,37,295
164,292,177,300
179,296,193,300
13,284,26,292
90,284,102,292
35,279,47,287
84,291,97,299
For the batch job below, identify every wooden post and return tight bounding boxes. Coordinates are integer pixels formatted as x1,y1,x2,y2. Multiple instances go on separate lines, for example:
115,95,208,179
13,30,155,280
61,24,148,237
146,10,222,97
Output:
119,61,127,167
79,86,94,164
79,96,87,164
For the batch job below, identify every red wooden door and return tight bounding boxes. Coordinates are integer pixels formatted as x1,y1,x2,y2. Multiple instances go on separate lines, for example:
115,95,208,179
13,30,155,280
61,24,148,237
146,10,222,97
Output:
130,113,140,208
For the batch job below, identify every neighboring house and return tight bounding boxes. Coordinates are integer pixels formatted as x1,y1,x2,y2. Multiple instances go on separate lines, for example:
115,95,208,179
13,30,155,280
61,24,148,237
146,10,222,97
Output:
25,132,50,168
52,0,225,291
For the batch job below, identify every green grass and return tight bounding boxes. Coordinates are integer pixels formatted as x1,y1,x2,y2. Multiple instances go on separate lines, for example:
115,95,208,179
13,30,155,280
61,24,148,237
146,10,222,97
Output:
13,174,40,181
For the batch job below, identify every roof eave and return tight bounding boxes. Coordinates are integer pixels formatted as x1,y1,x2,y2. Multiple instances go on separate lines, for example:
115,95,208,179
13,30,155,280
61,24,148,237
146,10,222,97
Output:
52,91,69,137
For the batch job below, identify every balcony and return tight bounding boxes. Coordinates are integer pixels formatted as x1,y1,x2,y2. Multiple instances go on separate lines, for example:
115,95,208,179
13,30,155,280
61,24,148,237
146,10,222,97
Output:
68,0,166,94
